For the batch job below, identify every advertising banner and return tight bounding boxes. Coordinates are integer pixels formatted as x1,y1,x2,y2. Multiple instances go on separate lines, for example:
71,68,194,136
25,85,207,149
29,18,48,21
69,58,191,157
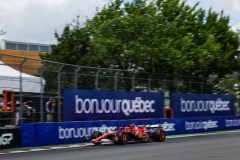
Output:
172,93,235,118
21,116,240,147
0,127,21,150
64,89,164,121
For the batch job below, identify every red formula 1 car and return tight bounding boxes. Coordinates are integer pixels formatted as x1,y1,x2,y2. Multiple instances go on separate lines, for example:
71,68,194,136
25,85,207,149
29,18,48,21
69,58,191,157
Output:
91,123,166,145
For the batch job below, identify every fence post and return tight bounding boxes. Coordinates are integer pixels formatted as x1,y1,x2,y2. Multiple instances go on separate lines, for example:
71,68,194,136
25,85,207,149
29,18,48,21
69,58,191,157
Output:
114,70,120,90
74,66,81,89
19,58,26,124
39,63,44,122
148,73,153,91
95,68,101,90
131,72,136,91
57,64,65,122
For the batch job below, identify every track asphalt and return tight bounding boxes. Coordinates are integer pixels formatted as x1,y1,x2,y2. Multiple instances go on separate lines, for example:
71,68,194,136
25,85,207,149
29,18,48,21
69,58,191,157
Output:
1,129,240,155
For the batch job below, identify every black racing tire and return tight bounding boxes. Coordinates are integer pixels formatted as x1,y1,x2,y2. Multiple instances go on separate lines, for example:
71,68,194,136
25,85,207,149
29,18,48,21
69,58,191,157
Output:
152,129,166,142
91,131,103,139
116,131,128,145
91,131,103,145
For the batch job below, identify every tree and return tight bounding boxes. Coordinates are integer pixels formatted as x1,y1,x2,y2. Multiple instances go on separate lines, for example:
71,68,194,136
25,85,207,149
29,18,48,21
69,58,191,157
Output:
41,0,240,93
41,17,93,66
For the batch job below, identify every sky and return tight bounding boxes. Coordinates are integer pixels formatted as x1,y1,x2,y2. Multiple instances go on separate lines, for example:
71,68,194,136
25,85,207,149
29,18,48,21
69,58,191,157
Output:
0,0,239,45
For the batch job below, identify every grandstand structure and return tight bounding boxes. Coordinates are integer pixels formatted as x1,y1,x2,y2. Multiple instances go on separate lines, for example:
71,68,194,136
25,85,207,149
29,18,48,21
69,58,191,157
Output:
0,39,50,75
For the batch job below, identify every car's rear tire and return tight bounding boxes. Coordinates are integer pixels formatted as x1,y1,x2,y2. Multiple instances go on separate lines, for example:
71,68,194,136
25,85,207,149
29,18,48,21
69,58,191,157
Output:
152,129,166,142
91,131,103,145
116,131,128,145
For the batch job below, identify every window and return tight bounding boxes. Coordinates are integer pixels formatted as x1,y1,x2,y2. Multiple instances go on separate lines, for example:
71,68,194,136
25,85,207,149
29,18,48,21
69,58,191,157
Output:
18,44,27,50
5,43,17,50
40,46,50,52
4,40,51,52
29,45,38,51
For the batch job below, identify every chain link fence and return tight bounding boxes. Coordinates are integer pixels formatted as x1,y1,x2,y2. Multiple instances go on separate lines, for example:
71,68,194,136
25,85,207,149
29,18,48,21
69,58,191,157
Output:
0,53,239,126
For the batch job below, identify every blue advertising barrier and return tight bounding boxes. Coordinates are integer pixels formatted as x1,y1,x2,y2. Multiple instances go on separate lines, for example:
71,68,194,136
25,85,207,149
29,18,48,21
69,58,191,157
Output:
21,116,240,147
64,89,164,121
172,93,235,118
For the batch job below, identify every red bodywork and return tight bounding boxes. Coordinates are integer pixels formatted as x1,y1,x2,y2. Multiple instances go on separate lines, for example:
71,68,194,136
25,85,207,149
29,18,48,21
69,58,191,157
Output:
91,125,166,145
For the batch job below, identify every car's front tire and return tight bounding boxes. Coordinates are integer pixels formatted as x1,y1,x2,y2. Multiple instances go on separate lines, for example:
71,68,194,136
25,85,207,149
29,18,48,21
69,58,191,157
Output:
91,131,103,145
116,131,128,145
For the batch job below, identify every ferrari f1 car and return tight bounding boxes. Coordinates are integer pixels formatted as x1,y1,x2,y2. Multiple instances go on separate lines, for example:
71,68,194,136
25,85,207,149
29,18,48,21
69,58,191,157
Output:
91,123,166,145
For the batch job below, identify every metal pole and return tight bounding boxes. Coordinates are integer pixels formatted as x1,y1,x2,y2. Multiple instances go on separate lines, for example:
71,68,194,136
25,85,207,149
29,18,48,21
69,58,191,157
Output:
95,69,101,90
39,64,44,122
114,70,120,90
74,66,81,89
238,50,240,115
148,73,153,91
19,58,26,124
57,64,65,122
131,72,136,91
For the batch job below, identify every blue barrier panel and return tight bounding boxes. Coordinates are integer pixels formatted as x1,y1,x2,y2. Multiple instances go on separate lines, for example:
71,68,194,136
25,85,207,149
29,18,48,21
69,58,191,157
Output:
180,117,223,134
64,89,164,121
21,124,37,147
172,93,235,118
21,116,240,147
224,116,240,130
21,119,176,147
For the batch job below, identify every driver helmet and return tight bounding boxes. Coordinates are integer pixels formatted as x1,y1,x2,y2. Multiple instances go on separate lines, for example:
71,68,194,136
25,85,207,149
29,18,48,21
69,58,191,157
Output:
129,123,135,128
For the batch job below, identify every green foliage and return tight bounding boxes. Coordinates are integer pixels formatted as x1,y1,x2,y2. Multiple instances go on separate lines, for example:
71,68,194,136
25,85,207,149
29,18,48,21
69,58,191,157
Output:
41,0,240,93
214,73,240,114
40,17,93,66
214,74,239,95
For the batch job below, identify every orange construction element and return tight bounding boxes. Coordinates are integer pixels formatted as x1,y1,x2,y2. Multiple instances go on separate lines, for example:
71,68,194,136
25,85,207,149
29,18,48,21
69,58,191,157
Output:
2,90,14,112
164,107,173,118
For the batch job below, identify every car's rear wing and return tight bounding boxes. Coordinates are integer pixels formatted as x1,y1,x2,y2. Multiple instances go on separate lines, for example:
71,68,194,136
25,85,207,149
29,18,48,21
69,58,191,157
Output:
139,124,163,129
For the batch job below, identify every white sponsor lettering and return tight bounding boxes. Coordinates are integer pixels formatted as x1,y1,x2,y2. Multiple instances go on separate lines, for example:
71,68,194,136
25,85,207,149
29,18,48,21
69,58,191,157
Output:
225,119,240,127
161,122,176,131
181,98,230,113
58,125,117,139
185,120,218,130
75,96,156,116
0,133,13,145
144,122,176,131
